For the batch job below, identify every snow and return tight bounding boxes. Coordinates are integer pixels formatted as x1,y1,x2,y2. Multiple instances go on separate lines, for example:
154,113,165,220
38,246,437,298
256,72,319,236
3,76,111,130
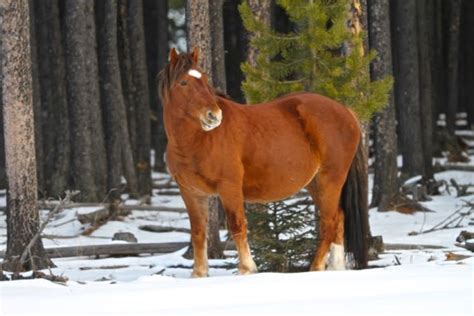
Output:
1,167,474,315
1,261,471,316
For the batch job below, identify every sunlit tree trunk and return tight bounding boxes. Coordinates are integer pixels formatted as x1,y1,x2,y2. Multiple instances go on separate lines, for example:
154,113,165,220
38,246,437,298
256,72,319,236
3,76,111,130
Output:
0,0,54,271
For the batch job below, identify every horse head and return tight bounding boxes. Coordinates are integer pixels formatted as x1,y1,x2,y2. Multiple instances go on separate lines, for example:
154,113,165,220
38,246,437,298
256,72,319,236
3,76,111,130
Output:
158,47,222,132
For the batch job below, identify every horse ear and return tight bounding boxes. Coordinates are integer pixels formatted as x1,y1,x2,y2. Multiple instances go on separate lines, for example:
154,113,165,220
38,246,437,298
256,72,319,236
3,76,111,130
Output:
170,47,179,65
190,47,199,64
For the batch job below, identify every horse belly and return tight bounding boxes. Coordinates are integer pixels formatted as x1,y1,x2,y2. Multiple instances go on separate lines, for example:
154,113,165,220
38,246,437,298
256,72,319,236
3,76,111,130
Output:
242,142,319,203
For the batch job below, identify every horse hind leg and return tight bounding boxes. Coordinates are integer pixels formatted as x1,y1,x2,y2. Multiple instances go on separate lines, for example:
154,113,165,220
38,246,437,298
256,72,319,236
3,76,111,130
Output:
306,173,346,271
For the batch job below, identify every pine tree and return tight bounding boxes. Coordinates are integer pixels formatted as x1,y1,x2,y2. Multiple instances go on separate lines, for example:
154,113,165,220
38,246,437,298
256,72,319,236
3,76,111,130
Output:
239,0,392,120
247,200,317,272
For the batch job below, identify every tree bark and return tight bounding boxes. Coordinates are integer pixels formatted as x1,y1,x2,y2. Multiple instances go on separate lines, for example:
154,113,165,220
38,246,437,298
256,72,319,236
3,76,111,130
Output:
368,0,398,211
118,0,137,161
210,0,226,92
97,0,134,202
391,0,424,179
0,0,54,271
63,0,98,202
223,1,247,102
144,0,168,172
186,0,223,259
460,0,474,128
28,0,44,195
84,1,107,199
35,0,70,198
445,0,462,134
416,0,434,180
246,0,271,68
128,0,152,198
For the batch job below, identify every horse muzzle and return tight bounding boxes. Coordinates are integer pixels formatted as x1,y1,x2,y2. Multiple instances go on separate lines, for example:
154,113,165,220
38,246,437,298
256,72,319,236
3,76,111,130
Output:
200,109,222,131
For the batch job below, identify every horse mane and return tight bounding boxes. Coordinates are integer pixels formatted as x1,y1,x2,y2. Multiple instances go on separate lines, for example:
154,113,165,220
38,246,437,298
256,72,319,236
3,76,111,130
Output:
157,53,195,103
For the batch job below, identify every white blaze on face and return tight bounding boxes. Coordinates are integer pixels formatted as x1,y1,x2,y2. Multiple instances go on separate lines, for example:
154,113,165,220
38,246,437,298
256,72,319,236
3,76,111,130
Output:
188,69,202,79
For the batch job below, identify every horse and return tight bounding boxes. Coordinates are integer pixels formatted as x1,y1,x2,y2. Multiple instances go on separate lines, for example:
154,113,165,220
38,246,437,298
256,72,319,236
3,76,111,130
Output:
158,47,368,277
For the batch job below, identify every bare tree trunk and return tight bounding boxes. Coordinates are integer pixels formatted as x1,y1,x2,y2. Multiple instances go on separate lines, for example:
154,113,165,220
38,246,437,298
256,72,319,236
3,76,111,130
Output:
118,0,137,160
97,0,126,203
223,1,247,102
246,0,271,68
0,0,54,271
28,0,44,195
186,0,223,259
368,0,398,211
128,0,152,199
417,0,434,180
144,0,168,172
35,0,70,199
445,0,462,135
460,0,474,128
84,1,107,200
117,0,139,198
391,0,423,179
210,0,226,92
63,0,98,202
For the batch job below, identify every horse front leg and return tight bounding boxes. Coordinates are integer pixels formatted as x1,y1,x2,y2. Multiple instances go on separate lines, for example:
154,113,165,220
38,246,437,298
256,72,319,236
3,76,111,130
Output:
219,187,257,275
179,188,209,277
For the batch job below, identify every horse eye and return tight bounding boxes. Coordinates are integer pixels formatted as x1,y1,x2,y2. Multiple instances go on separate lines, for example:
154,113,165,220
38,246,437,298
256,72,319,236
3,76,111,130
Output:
180,80,187,86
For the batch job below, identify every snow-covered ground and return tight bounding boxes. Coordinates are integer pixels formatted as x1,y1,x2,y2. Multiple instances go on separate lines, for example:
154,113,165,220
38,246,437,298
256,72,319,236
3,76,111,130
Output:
1,166,473,315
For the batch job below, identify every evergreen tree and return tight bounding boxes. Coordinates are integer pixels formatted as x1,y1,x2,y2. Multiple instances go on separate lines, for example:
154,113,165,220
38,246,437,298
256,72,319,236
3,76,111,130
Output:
247,200,317,272
239,0,392,120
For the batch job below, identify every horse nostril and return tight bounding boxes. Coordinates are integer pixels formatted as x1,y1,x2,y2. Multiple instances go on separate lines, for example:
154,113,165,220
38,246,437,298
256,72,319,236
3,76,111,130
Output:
207,111,217,121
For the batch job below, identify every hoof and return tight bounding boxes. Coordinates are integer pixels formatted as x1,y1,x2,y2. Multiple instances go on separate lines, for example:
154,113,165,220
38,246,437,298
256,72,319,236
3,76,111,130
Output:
191,270,208,278
238,261,258,275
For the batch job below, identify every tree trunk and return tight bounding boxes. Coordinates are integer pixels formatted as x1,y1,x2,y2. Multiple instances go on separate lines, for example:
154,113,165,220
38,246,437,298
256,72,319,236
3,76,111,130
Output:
144,0,168,172
416,0,434,180
0,0,54,271
118,0,137,161
186,0,223,259
63,0,98,202
391,0,424,179
117,0,139,198
368,0,398,211
210,0,226,92
97,0,127,203
445,0,462,134
28,0,44,196
128,0,152,198
223,1,247,103
0,97,5,189
84,1,107,199
460,0,474,128
35,0,70,199
247,0,271,68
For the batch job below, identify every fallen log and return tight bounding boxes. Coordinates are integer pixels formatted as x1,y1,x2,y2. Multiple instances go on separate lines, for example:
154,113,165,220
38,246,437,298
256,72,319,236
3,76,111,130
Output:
434,164,474,173
37,201,188,214
139,225,191,233
383,243,446,250
455,242,474,252
76,207,109,224
0,241,236,259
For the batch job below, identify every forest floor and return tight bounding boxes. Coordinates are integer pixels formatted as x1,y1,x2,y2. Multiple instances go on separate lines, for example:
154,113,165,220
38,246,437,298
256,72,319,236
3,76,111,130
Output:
0,157,473,315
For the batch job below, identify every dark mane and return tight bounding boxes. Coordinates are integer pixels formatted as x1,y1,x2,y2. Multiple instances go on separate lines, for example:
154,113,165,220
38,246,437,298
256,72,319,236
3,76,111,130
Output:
158,53,195,103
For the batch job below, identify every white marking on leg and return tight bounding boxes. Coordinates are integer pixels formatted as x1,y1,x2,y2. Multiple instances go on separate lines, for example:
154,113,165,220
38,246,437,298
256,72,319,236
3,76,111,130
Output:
327,243,346,270
188,69,202,78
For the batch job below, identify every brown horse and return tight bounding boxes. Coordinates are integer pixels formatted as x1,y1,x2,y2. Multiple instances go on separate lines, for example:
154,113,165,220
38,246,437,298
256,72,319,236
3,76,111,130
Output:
158,48,368,277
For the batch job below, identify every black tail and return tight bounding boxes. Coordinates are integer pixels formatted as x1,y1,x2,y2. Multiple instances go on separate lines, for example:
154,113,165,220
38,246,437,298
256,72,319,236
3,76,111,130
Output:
341,139,369,269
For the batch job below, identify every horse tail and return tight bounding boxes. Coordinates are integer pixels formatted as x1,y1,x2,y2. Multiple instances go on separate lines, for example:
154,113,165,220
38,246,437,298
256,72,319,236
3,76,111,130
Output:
341,137,369,269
